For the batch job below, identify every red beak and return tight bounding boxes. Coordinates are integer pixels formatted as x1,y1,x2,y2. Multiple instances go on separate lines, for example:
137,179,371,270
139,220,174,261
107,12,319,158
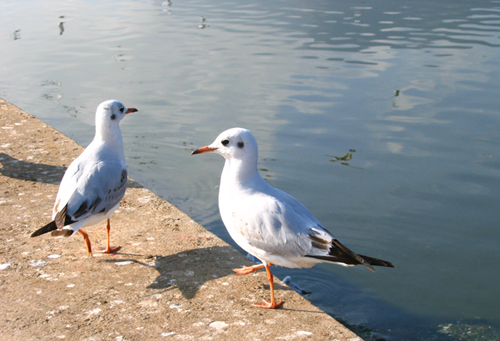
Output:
126,108,138,114
191,146,217,155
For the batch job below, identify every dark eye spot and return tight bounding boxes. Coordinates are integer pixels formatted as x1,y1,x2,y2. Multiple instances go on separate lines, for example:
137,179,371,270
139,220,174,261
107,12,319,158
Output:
111,114,116,120
221,139,229,146
119,107,124,113
237,141,244,148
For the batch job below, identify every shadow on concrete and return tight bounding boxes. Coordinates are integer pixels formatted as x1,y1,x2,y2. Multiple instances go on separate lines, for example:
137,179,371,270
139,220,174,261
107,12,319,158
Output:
0,152,142,188
101,246,292,301
0,152,65,184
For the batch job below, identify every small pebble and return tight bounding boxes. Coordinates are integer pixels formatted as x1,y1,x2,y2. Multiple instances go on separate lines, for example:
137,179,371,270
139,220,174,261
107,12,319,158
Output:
209,321,229,330
115,261,132,266
29,260,47,267
0,263,11,270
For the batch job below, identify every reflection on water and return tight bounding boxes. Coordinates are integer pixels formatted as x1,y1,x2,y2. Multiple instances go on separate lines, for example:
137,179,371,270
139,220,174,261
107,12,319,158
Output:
1,0,500,339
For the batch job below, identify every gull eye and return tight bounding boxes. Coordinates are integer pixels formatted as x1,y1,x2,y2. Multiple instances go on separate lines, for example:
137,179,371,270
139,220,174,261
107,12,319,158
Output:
237,141,244,148
119,107,124,113
221,139,229,146
111,114,116,120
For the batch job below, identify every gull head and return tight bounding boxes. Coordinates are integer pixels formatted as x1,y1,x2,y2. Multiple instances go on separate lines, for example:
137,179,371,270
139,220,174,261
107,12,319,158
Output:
95,100,138,137
191,127,258,161
96,100,138,124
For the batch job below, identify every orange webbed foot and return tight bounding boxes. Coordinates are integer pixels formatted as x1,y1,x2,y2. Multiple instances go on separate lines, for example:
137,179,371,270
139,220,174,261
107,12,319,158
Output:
233,264,265,275
252,300,284,309
100,245,121,254
100,219,120,254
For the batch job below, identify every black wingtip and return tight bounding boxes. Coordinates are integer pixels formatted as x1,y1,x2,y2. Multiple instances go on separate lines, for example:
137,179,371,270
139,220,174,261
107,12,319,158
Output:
331,239,377,271
306,237,395,272
359,254,395,269
30,220,58,237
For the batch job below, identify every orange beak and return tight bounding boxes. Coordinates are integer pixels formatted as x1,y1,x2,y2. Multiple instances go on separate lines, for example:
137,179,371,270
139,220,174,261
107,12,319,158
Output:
191,146,217,155
126,108,138,114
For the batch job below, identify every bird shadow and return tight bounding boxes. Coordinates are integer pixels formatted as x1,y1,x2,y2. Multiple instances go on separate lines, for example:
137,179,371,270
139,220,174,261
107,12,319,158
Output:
0,152,66,184
100,246,292,301
0,152,142,187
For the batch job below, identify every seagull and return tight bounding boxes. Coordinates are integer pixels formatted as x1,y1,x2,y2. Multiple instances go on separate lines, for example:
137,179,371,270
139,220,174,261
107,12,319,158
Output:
30,100,138,256
192,128,394,309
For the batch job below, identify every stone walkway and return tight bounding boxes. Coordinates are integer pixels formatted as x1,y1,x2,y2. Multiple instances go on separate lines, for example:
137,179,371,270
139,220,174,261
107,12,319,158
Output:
0,98,362,341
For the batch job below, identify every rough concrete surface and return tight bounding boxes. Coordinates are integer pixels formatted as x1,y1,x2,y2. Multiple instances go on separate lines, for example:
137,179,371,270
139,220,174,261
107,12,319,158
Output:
0,98,362,341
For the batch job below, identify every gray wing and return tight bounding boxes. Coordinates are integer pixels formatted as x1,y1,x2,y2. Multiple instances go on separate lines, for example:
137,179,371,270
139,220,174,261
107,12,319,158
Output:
232,187,332,258
65,160,127,222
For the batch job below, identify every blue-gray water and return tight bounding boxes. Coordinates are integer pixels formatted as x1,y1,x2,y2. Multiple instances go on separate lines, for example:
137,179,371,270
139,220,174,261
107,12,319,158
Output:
1,1,500,339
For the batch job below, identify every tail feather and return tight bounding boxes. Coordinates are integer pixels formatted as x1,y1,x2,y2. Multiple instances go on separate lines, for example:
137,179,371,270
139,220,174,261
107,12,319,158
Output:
306,238,395,271
31,221,58,237
331,239,375,272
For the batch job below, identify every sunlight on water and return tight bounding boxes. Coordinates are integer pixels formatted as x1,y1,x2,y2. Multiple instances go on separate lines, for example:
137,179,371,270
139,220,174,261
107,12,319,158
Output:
1,0,500,339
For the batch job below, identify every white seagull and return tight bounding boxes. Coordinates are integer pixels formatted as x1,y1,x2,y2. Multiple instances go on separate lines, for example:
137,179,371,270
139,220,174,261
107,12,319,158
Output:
192,128,394,309
31,100,138,256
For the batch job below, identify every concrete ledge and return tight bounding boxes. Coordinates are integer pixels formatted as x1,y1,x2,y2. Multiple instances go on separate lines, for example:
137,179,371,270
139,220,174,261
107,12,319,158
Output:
0,98,362,340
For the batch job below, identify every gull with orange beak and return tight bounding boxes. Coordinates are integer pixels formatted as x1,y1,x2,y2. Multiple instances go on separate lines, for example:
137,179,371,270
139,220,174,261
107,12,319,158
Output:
192,128,394,309
31,100,138,256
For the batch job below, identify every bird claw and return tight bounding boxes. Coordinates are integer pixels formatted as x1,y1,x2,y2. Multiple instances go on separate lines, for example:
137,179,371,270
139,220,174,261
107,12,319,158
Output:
252,300,284,309
100,245,121,254
233,264,264,275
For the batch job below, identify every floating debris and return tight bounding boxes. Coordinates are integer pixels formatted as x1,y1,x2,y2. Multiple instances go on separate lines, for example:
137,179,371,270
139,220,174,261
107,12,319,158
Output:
58,21,64,35
11,29,21,40
438,321,500,341
198,16,208,29
327,149,360,168
40,79,61,87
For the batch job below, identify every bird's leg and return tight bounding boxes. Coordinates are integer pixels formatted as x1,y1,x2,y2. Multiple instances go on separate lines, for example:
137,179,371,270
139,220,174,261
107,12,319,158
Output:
78,229,93,257
100,219,121,254
252,264,283,309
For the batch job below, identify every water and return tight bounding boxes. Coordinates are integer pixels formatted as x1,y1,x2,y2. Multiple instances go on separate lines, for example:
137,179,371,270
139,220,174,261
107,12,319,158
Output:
1,0,500,339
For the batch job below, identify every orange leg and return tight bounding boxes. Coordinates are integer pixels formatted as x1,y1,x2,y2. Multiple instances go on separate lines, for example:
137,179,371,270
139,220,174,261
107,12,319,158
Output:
252,264,283,309
78,229,93,257
100,219,121,254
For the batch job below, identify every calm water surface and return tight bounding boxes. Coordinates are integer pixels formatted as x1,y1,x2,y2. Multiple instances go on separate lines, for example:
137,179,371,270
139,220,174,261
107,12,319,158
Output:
1,0,500,339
